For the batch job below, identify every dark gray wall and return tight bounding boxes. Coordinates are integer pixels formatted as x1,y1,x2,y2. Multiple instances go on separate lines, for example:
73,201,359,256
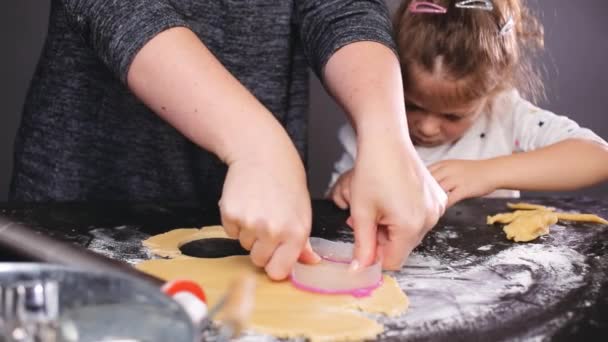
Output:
2,0,607,201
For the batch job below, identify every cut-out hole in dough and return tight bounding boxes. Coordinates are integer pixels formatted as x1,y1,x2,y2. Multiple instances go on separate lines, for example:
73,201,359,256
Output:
179,238,249,258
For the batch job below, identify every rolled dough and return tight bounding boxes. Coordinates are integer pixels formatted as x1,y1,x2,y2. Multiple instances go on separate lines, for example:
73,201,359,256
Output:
136,226,409,341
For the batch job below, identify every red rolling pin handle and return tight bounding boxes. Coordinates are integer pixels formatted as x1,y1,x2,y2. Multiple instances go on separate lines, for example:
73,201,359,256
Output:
162,279,209,324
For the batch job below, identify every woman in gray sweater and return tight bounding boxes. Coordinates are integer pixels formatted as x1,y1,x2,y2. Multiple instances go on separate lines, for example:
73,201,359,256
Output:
11,0,445,280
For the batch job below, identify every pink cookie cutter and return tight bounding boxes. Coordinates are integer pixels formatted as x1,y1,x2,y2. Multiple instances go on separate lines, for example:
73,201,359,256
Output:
290,237,383,297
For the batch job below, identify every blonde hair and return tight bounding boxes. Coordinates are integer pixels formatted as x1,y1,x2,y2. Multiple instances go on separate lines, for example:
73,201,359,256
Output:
394,0,544,103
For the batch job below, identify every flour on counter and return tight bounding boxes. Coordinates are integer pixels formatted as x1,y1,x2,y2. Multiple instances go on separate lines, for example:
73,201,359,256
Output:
88,227,152,265
202,241,588,342
378,243,587,340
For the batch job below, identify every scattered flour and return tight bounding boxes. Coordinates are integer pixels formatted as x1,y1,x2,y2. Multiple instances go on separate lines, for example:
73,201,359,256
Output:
87,227,152,265
378,244,587,340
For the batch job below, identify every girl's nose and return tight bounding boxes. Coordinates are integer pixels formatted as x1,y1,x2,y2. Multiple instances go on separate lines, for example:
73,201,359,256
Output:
418,115,441,137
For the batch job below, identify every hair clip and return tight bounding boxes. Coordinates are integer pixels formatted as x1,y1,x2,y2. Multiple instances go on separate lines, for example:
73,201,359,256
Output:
408,1,448,14
455,0,493,11
499,15,515,36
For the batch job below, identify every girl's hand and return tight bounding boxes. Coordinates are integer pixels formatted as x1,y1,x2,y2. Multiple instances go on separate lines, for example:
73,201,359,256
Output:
349,139,447,271
429,159,497,207
220,146,320,281
328,169,354,209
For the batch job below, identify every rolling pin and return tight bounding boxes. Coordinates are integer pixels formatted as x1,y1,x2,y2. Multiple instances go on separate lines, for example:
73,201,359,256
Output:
0,216,256,339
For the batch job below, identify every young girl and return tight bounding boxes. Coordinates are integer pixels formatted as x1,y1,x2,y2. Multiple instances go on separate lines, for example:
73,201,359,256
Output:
329,0,608,208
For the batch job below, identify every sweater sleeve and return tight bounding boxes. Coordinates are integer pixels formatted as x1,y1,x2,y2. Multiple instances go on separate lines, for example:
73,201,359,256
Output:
294,0,396,78
60,0,191,83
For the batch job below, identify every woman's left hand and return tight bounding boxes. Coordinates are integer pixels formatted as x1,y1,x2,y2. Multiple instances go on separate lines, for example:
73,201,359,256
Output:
348,138,447,271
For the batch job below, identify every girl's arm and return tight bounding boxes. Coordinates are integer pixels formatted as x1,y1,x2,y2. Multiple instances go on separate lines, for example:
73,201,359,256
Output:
431,139,608,207
497,93,608,191
491,139,608,190
431,93,608,206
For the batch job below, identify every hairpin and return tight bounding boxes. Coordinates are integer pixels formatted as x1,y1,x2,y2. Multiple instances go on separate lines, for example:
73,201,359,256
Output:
408,1,448,14
455,0,493,11
499,15,515,36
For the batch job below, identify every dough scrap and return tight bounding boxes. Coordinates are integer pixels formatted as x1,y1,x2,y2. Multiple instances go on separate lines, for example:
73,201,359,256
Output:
487,209,547,225
503,211,558,242
554,213,608,225
507,202,555,211
488,203,607,242
136,226,408,342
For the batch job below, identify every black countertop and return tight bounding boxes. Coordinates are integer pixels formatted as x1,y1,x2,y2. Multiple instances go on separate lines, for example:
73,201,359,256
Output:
0,197,606,341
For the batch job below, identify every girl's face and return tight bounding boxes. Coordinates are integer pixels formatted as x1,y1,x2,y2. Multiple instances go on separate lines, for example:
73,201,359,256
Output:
404,64,490,147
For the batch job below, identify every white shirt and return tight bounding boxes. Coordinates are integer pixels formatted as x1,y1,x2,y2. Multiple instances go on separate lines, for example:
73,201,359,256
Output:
328,90,607,197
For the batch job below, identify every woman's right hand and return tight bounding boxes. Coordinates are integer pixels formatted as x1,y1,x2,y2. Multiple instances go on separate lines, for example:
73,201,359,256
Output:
219,145,320,281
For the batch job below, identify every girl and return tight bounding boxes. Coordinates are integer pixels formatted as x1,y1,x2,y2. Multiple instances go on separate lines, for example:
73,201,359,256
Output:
329,0,608,208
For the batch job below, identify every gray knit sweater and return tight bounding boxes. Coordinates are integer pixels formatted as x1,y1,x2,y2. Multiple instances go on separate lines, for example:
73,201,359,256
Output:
10,0,394,204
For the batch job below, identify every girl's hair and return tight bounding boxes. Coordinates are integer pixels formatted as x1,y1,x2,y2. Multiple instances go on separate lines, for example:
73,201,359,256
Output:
394,0,544,103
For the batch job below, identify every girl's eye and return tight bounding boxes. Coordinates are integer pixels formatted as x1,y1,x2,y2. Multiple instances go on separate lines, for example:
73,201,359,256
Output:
443,114,462,122
406,104,422,112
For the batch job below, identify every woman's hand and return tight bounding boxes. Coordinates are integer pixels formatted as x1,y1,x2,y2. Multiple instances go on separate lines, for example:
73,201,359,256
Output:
220,146,320,281
349,138,447,271
321,41,446,272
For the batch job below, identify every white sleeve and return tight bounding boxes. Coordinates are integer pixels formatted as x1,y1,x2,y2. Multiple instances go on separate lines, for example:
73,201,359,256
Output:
511,93,607,152
326,124,358,193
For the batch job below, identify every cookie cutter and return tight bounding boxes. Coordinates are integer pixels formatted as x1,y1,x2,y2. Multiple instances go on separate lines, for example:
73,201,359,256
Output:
290,238,382,297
